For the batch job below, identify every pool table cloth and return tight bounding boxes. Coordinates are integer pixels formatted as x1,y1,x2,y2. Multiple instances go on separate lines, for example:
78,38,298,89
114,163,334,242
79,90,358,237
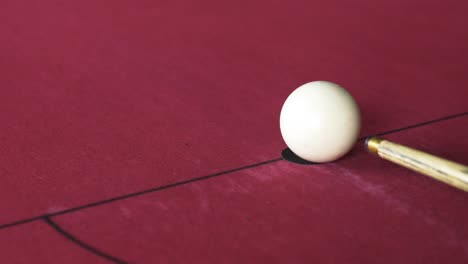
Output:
1,0,467,263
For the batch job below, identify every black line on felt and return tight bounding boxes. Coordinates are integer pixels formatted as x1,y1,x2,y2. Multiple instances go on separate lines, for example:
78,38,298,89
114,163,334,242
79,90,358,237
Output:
48,157,283,217
0,158,282,230
0,111,466,230
43,216,127,264
0,216,44,230
362,112,468,139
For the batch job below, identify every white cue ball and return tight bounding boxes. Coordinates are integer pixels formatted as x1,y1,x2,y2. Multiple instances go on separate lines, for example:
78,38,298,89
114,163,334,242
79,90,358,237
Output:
280,81,361,163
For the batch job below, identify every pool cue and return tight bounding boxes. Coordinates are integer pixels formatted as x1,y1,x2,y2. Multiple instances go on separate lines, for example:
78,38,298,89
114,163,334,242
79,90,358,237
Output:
365,136,468,192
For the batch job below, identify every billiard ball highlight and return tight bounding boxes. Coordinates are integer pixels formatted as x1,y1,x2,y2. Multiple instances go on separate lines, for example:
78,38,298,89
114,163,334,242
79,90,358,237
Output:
280,81,361,163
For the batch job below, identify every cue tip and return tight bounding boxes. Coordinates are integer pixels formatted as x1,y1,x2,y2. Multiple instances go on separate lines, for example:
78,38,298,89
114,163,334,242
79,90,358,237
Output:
365,136,383,155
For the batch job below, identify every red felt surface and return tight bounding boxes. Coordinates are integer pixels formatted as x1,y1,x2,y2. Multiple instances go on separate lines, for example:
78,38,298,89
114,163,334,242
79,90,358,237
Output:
0,222,108,263
51,118,468,263
0,0,467,263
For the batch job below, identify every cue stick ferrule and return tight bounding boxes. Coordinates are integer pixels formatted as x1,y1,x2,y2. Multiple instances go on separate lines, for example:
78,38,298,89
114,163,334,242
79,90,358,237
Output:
364,136,468,192
366,136,383,155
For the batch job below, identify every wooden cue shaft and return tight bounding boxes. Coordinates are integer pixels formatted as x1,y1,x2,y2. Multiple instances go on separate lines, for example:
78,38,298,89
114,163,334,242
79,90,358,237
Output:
365,136,468,192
